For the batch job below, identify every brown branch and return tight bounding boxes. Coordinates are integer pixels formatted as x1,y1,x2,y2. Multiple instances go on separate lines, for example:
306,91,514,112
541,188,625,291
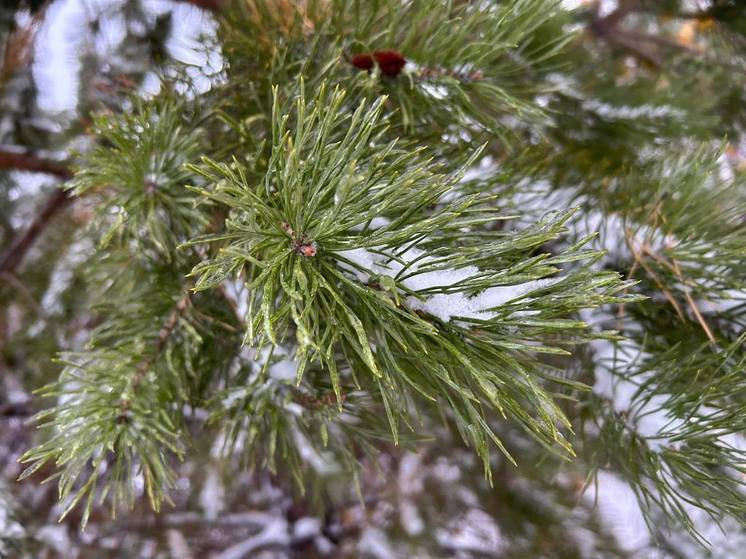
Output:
1,18,38,84
0,271,46,317
587,0,719,68
120,205,230,403
593,0,640,29
670,258,716,344
0,148,72,179
675,10,715,21
132,289,192,392
0,148,74,275
117,287,193,422
0,187,72,274
587,0,694,68
172,0,223,12
589,5,663,67
0,401,33,418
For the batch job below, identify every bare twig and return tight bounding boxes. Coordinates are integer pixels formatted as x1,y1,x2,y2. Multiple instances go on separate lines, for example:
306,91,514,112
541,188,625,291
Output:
587,0,699,68
173,0,223,12
589,1,663,67
0,271,46,317
0,147,72,179
0,188,72,274
670,258,716,344
132,289,192,391
625,229,686,320
0,148,75,274
1,18,38,84
0,401,33,418
116,287,192,421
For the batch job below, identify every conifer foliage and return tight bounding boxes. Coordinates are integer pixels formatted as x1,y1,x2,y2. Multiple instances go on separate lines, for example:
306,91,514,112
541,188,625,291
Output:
1,0,745,556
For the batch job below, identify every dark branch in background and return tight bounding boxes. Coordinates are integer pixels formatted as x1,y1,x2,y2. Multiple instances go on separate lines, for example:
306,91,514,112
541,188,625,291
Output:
589,0,662,67
131,289,191,390
0,0,223,278
676,10,715,21
0,147,72,179
0,148,73,274
173,0,223,12
588,0,698,67
0,401,33,418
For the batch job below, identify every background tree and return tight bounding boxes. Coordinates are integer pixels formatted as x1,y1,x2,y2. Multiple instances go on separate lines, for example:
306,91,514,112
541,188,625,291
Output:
1,0,745,557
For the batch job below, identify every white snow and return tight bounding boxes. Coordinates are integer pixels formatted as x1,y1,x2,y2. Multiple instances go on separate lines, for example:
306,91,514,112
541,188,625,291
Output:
7,171,58,229
582,308,684,451
269,359,298,382
436,508,504,554
339,245,558,322
36,525,73,555
32,0,90,113
460,155,496,183
0,504,25,556
292,429,338,475
39,238,94,316
399,500,425,536
409,278,558,322
350,216,391,232
398,453,425,536
585,470,651,553
358,526,397,559
214,517,289,559
509,178,673,268
431,456,461,483
166,529,193,559
293,517,321,540
31,0,222,115
582,100,685,121
665,502,746,557
422,83,448,100
199,467,225,521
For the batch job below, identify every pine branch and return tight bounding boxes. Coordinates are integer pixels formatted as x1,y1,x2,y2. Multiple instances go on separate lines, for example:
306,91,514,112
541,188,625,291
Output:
120,286,193,422
132,289,191,389
11,0,746,549
189,81,638,475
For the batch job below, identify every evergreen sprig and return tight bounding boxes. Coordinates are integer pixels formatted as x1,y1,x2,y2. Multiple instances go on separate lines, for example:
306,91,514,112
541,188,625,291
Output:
187,81,638,475
586,327,746,543
11,0,745,550
18,98,236,527
70,98,208,257
220,0,571,147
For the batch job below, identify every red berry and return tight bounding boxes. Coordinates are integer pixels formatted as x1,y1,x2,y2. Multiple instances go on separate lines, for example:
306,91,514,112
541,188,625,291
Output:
351,53,374,71
373,50,406,77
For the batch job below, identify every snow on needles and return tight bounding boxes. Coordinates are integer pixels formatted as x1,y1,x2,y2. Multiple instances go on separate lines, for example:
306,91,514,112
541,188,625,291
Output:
338,244,558,322
580,308,685,452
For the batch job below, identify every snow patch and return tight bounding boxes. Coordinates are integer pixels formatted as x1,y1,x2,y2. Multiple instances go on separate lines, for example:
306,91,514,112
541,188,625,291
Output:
585,470,651,552
200,467,225,521
269,359,298,382
293,517,321,540
436,508,503,554
358,526,396,559
214,517,289,559
339,245,558,322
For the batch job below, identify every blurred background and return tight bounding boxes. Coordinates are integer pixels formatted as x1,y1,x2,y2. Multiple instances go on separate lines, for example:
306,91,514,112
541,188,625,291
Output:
1,1,745,558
